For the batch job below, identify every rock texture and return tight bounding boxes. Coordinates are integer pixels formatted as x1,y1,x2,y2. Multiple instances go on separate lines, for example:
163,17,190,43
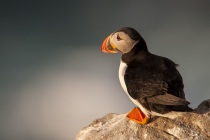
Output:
76,99,210,140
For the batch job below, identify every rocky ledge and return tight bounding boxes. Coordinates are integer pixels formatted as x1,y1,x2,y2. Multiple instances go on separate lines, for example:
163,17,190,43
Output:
76,99,210,140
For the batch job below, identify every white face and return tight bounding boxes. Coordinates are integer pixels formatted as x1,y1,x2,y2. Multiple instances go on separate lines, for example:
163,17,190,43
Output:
110,31,139,54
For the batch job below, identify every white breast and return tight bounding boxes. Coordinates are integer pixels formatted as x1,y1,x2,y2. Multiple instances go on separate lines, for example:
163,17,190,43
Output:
118,61,151,117
118,61,128,93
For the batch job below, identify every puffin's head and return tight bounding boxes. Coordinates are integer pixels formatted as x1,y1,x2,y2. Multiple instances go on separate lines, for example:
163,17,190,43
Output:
101,27,146,54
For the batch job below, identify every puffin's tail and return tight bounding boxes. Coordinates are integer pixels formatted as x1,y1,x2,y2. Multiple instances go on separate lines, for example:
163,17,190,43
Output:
172,105,193,112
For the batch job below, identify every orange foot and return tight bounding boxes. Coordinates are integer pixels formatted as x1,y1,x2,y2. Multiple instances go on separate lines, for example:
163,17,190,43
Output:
127,107,150,124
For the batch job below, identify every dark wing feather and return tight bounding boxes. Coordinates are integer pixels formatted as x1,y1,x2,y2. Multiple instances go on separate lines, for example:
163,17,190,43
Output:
124,54,187,106
147,93,190,105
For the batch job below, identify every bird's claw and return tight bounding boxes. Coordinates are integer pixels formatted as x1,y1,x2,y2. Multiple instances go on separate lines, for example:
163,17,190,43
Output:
127,107,150,124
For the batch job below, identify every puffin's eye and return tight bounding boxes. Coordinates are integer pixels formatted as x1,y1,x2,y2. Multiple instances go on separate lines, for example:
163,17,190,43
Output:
117,34,122,41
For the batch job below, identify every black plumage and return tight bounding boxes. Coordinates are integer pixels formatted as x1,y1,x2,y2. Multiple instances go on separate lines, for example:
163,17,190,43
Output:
120,27,191,114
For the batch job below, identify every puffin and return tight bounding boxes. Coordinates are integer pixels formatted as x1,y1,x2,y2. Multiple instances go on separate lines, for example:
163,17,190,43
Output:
101,27,191,124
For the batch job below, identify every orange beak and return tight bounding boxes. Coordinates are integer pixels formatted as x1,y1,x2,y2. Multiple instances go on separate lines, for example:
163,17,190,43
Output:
101,35,118,53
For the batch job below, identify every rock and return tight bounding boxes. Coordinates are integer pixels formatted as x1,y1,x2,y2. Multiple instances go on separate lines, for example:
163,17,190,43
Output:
75,99,210,140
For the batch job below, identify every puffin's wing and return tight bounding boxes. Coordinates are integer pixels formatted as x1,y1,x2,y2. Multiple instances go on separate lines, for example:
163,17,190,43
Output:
124,56,188,105
124,73,189,105
147,93,190,105
124,72,167,100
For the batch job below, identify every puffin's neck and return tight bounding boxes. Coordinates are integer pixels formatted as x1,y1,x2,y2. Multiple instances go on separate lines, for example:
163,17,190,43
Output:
122,39,149,64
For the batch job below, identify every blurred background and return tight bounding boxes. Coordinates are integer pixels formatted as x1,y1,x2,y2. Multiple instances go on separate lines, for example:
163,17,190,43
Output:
1,0,210,140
